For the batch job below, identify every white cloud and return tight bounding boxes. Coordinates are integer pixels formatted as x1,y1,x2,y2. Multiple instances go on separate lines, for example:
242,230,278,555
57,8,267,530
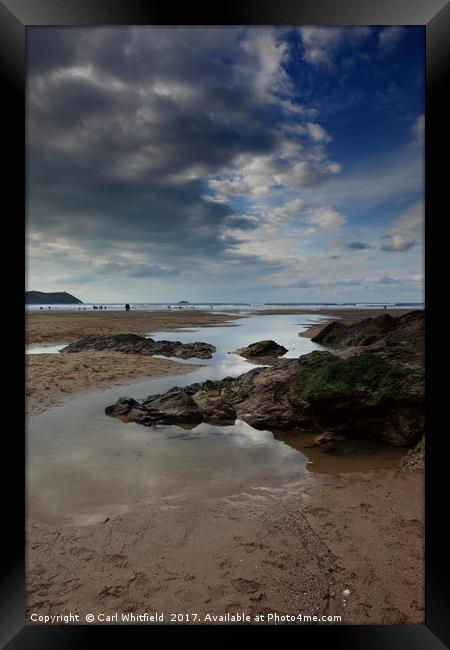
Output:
242,29,291,101
270,201,345,229
381,235,416,252
207,130,341,200
285,121,332,142
306,122,332,142
299,27,372,67
299,27,345,66
327,162,342,174
273,160,329,187
307,206,346,228
278,99,318,118
381,200,423,252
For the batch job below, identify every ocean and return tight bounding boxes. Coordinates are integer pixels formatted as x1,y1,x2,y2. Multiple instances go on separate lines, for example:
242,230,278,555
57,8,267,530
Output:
26,301,424,312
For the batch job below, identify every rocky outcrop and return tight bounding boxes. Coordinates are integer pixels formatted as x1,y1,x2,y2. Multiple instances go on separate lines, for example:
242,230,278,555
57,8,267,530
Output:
311,310,424,368
61,333,215,359
106,359,311,430
234,340,288,361
297,351,424,447
105,311,424,447
106,350,424,446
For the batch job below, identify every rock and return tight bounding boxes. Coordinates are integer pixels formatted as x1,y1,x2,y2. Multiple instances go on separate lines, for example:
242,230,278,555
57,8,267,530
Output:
311,432,346,451
105,312,424,448
312,314,397,346
234,340,288,361
298,351,424,446
106,358,312,431
60,333,215,359
312,432,341,450
104,396,138,417
311,310,424,369
141,387,203,424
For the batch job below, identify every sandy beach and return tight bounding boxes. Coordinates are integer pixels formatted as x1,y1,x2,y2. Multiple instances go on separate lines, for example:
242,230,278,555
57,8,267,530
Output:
26,307,424,625
26,309,240,344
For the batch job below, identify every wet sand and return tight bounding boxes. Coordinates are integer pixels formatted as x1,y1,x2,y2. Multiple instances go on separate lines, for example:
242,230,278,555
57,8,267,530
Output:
27,467,423,625
256,308,413,321
26,352,200,415
275,433,406,475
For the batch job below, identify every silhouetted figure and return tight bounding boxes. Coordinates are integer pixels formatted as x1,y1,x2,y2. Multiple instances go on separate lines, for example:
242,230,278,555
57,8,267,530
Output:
40,306,43,310
384,305,387,309
125,303,130,311
93,305,98,310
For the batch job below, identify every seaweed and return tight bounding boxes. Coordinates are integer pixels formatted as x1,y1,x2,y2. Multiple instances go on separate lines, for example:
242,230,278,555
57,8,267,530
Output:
298,351,415,405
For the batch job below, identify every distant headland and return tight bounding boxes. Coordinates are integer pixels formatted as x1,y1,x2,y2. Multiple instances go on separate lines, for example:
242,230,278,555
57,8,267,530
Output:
25,291,83,305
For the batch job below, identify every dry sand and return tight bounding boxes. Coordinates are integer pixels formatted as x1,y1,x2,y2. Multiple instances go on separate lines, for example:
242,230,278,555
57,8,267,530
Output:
26,309,240,344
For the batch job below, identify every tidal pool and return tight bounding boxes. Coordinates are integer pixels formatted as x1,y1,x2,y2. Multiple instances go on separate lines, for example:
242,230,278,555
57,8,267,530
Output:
26,313,401,529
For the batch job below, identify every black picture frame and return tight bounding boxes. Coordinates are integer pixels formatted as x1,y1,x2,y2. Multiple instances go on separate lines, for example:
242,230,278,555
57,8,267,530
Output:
3,1,448,647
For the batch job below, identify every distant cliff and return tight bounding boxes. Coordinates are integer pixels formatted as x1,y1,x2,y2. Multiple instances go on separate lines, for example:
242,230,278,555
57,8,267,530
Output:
25,291,83,305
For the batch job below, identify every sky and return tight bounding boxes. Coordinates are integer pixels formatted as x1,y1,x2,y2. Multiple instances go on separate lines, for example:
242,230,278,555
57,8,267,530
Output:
26,26,424,303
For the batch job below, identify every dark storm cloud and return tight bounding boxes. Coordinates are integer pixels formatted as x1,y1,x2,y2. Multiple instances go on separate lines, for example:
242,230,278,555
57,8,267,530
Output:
27,27,287,273
287,277,363,289
59,261,181,285
27,28,80,73
98,263,180,278
344,241,375,250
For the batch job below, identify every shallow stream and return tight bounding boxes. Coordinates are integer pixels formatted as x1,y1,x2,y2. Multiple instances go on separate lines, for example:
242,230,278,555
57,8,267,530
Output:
27,313,403,528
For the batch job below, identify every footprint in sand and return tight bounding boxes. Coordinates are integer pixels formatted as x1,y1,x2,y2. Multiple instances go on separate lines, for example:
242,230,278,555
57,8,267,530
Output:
231,578,261,594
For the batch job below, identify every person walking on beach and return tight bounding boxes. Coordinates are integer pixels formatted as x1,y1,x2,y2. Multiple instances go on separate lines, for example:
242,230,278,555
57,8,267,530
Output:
125,303,130,311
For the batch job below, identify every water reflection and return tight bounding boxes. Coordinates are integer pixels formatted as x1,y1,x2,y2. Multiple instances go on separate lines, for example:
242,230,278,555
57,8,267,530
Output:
27,314,328,528
26,343,66,355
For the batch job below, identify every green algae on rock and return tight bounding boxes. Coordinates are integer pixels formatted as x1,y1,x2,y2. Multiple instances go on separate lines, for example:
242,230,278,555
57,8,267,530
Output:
298,351,416,406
